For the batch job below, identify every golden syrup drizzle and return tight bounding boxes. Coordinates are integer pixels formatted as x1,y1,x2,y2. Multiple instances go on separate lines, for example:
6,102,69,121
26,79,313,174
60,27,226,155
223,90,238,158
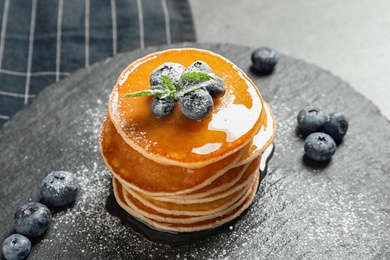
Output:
99,115,251,194
249,102,276,155
109,48,264,167
206,69,262,144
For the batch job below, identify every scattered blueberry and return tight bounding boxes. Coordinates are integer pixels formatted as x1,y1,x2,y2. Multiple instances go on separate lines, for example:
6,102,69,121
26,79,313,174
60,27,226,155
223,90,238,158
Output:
40,171,79,206
150,62,185,87
150,97,175,118
323,112,349,142
185,60,212,73
304,132,337,161
297,105,328,133
14,202,52,237
180,88,213,120
251,47,279,72
2,234,31,260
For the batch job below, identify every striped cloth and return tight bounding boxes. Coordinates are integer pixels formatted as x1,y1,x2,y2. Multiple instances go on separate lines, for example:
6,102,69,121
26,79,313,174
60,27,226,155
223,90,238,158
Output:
0,0,195,127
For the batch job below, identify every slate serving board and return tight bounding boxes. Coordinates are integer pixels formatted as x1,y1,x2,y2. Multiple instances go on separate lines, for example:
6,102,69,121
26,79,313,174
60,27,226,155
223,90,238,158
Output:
1,43,389,260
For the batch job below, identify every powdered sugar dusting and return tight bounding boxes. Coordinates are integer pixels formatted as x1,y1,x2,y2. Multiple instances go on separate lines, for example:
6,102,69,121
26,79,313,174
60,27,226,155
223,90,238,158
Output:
4,44,388,259
33,99,140,258
271,95,301,157
28,94,277,259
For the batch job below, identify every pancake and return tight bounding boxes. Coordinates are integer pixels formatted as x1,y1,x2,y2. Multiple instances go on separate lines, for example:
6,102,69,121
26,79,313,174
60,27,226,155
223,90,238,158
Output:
238,102,276,166
100,48,276,233
100,114,251,195
113,172,260,232
124,181,250,216
100,103,274,196
118,173,256,224
149,158,260,203
108,48,266,169
123,159,260,211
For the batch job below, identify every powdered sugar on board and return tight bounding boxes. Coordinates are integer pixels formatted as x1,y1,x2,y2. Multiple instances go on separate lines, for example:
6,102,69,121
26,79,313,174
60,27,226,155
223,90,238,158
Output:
26,93,275,260
12,43,388,260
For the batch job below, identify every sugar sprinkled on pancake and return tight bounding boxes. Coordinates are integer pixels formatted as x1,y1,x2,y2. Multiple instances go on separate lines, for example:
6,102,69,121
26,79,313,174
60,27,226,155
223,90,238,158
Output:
99,48,276,233
109,48,265,169
100,102,275,196
100,115,250,195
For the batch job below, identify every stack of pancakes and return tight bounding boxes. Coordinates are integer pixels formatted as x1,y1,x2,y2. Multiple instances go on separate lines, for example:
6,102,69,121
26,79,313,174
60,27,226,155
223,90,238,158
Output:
99,48,276,233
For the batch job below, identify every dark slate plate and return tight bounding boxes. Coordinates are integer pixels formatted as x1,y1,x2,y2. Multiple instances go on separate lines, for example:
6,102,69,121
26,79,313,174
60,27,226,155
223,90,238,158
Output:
1,43,389,260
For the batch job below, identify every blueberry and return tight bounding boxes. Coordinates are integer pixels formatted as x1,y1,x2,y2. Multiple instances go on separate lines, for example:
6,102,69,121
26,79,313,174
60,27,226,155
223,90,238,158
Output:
185,60,212,73
297,105,328,133
180,88,213,120
182,61,226,98
304,132,337,161
180,73,226,98
40,171,79,206
251,47,279,72
14,202,52,237
150,97,175,117
323,112,349,142
150,62,185,87
204,74,226,98
2,234,31,260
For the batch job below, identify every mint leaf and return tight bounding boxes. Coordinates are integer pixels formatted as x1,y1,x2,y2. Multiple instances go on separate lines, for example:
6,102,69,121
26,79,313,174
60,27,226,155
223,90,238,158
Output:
125,71,218,100
176,81,211,97
158,75,176,99
175,72,217,98
161,75,176,92
125,88,164,98
180,72,214,84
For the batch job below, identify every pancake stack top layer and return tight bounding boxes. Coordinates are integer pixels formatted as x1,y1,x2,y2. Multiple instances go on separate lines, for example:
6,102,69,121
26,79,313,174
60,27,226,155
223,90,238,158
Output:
99,48,276,232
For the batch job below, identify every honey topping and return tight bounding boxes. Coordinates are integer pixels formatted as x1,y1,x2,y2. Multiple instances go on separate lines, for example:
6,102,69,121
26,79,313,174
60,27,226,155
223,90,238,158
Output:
100,48,277,233
109,48,265,168
100,115,250,194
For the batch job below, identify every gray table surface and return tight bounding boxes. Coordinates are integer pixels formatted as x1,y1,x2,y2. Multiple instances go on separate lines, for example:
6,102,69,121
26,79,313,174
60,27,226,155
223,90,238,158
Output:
1,43,389,259
190,0,390,120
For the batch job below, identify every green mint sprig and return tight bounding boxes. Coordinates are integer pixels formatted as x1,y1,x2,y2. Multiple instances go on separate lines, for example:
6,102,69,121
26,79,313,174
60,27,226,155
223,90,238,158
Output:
125,71,216,100
180,71,215,85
